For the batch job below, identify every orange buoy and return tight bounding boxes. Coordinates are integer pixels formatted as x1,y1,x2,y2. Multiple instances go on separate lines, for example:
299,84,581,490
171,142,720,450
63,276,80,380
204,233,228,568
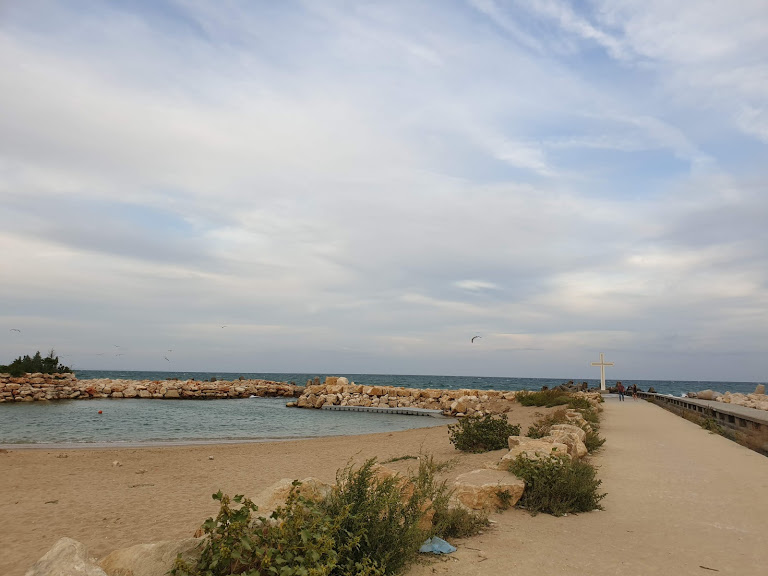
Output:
98,410,103,414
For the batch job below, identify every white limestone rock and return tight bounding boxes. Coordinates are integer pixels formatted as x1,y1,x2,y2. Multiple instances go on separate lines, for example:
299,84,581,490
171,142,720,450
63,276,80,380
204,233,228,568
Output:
25,537,107,576
452,469,525,511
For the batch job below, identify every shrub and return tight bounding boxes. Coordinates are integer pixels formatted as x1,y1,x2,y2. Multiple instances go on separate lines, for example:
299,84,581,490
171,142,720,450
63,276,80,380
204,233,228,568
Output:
526,409,569,438
507,455,606,516
516,389,593,410
584,429,606,452
322,459,425,575
410,455,488,539
448,414,521,453
171,488,340,576
174,456,487,576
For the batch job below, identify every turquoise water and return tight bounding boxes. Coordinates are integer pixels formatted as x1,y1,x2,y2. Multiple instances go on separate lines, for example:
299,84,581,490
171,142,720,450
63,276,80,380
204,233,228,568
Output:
0,397,451,446
2,371,762,446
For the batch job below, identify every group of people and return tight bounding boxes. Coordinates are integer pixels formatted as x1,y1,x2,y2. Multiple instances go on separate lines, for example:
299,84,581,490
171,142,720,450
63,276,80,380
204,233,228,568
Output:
616,381,637,401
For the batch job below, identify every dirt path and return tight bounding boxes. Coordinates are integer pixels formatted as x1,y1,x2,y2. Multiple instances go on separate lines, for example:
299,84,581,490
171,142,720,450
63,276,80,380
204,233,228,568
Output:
411,396,768,576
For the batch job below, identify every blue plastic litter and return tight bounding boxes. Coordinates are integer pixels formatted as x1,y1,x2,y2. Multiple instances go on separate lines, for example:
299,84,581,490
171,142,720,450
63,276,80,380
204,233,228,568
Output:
419,536,457,555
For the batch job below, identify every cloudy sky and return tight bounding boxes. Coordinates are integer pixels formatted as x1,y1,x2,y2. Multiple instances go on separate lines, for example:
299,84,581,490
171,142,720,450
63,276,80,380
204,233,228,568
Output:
1,1,766,382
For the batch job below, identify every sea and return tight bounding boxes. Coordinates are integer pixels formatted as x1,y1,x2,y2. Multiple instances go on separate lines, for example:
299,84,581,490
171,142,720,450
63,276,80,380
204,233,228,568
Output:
1,371,763,447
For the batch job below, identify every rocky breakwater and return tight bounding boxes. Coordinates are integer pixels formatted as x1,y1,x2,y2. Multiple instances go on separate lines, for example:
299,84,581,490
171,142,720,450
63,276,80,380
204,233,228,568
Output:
0,373,302,402
288,376,519,417
688,384,768,412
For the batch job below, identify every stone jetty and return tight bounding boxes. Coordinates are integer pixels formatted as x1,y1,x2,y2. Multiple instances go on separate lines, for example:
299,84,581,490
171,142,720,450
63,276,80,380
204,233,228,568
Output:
289,376,601,417
0,373,302,402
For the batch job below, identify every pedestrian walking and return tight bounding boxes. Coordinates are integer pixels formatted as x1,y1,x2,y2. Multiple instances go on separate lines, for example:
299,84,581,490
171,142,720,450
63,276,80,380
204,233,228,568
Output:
617,381,625,401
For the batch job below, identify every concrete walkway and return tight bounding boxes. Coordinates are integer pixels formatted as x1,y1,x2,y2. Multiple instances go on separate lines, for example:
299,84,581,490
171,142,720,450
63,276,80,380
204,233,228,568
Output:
411,396,768,576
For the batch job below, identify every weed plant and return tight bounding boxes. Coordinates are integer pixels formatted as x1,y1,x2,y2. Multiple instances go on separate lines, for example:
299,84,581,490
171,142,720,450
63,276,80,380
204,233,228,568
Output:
322,459,424,575
174,456,488,576
526,409,569,438
516,390,592,410
448,414,521,453
507,454,605,516
410,455,488,539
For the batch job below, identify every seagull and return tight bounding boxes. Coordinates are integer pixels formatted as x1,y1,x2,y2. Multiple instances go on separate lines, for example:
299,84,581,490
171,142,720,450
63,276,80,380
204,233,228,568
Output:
164,356,170,362
167,349,173,353
9,328,21,333
221,325,227,329
471,335,482,343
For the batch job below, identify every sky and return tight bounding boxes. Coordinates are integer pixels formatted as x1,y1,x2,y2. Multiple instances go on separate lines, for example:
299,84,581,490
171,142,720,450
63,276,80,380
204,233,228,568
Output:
1,0,767,382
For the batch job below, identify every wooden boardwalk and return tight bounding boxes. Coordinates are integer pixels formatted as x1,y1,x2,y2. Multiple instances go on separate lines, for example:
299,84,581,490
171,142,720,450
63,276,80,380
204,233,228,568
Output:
320,405,445,417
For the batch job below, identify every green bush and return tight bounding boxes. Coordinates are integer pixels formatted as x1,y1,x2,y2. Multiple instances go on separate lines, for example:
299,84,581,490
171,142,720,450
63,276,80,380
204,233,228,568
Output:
516,389,592,410
171,488,340,576
0,349,71,377
174,456,487,576
322,459,425,575
507,455,606,516
526,409,569,438
584,429,606,452
410,455,488,539
448,414,521,453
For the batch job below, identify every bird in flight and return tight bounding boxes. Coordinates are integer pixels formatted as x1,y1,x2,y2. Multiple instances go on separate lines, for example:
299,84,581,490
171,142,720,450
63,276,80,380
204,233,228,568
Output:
9,328,21,333
221,325,227,328
164,356,170,362
471,335,482,343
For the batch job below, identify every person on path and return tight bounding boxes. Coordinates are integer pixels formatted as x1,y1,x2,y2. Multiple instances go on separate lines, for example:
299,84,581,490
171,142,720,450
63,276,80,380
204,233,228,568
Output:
631,383,638,400
617,381,625,401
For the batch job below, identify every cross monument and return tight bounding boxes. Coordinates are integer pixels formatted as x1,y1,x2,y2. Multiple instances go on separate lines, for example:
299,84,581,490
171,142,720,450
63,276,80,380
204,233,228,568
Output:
590,353,614,391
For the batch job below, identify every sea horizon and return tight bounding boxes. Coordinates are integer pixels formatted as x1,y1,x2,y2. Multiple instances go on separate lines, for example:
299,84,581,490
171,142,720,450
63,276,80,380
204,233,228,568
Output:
3,370,763,447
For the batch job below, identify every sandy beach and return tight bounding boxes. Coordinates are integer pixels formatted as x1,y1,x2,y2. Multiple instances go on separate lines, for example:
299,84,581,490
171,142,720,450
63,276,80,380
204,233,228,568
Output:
3,399,768,576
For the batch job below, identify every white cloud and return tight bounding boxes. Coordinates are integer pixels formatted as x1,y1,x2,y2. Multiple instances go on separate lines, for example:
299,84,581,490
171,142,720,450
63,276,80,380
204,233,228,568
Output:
454,280,501,292
0,1,766,380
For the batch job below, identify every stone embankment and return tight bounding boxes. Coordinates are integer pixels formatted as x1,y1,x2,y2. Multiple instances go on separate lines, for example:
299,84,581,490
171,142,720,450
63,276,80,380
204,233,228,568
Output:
289,376,602,418
0,373,302,402
688,385,768,412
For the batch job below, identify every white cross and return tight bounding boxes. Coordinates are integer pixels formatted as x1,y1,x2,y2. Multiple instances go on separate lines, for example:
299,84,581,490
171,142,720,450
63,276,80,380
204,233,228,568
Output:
590,353,614,391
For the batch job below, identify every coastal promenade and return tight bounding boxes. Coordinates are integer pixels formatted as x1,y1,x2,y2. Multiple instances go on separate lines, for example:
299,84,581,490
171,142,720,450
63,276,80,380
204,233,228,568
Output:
411,396,768,576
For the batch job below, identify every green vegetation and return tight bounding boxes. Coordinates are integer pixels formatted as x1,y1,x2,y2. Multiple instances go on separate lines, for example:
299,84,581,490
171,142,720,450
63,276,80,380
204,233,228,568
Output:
0,350,71,377
507,454,606,516
526,409,569,438
381,455,418,464
448,414,521,453
516,389,592,410
527,407,605,453
584,429,606,452
173,457,486,576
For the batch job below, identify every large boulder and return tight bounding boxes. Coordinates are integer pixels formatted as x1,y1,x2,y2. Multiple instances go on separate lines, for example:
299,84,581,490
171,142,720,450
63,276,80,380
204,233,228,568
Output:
696,389,720,401
546,431,588,459
25,537,107,576
99,538,202,576
503,436,570,463
452,469,525,511
754,384,765,395
549,424,586,443
255,477,332,514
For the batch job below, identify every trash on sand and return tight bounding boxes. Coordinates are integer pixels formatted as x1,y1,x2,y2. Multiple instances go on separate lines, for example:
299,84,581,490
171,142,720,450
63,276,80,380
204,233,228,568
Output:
419,537,456,555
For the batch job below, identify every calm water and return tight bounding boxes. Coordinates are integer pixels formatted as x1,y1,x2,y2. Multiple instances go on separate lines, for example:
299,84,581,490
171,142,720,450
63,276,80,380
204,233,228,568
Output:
1,371,762,446
0,397,451,446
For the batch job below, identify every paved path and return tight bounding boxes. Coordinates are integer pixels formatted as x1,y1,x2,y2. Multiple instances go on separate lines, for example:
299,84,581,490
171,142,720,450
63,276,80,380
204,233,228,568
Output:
411,396,768,576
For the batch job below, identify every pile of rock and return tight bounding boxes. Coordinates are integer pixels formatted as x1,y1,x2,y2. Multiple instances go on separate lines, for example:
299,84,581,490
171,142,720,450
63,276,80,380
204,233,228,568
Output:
290,376,602,418
291,376,518,417
0,373,302,402
687,385,768,412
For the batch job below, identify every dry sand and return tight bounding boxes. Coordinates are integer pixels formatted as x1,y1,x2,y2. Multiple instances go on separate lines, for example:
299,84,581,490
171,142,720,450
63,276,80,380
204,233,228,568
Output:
2,399,767,576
